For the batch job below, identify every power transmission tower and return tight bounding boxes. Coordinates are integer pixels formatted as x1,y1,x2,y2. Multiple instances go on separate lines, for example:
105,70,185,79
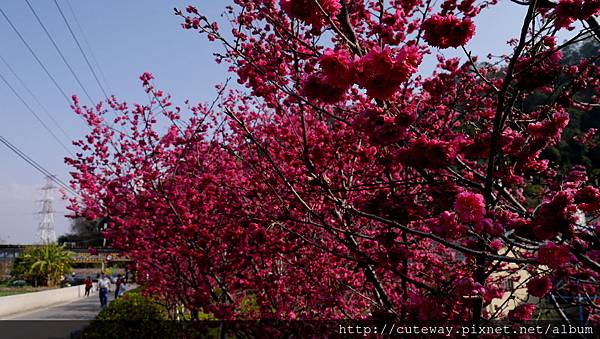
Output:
38,176,57,244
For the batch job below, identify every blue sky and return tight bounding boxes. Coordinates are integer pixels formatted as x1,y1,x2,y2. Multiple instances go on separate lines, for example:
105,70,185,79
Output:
0,1,559,243
0,0,229,243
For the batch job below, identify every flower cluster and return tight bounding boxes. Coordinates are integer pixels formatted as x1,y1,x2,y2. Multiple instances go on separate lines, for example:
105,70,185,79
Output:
531,191,578,240
528,111,570,148
515,50,563,90
356,46,422,99
352,107,416,145
396,136,456,169
507,303,536,321
554,0,600,28
302,49,355,103
422,14,475,49
65,0,600,324
301,74,347,103
526,276,552,298
304,46,422,101
537,242,574,268
280,0,341,30
574,186,600,212
454,191,486,224
319,49,356,88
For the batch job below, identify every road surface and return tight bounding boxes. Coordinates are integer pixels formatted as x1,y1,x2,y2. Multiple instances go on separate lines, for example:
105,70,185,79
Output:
0,291,115,339
4,291,113,320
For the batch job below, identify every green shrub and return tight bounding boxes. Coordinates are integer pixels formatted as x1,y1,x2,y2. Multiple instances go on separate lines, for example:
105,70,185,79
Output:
79,288,224,338
79,288,180,339
95,289,167,321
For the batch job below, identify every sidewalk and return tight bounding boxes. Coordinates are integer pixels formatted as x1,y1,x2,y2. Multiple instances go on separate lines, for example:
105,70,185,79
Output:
0,292,115,339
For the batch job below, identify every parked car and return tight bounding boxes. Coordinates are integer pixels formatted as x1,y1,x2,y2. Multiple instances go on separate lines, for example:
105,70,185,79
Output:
10,279,26,287
72,277,87,285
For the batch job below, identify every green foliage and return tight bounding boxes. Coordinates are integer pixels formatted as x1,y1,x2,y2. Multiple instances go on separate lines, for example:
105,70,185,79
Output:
11,244,72,287
523,184,544,206
543,40,600,176
80,288,194,339
96,288,168,321
0,291,23,297
238,294,260,317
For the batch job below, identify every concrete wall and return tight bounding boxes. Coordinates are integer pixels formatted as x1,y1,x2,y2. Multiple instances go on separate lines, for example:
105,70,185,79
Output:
0,283,96,318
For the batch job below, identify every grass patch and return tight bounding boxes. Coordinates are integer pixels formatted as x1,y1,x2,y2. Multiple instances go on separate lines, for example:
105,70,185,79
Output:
0,287,53,297
0,290,25,297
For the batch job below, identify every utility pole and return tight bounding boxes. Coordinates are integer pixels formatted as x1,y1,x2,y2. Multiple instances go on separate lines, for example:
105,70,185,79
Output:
38,176,57,244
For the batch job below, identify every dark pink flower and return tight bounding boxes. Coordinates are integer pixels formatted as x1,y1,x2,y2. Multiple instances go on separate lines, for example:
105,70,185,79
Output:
352,107,415,145
139,72,154,86
507,303,536,321
528,111,569,145
574,186,600,212
537,242,574,268
454,191,486,223
489,239,503,253
422,14,475,48
515,50,563,89
186,5,198,14
453,277,485,297
357,46,422,99
280,0,341,29
526,276,552,298
483,286,505,304
430,211,466,239
319,49,356,89
301,73,346,103
396,136,455,169
555,0,600,28
532,191,578,240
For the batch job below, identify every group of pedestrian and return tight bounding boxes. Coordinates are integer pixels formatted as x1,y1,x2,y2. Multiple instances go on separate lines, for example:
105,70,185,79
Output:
81,273,129,308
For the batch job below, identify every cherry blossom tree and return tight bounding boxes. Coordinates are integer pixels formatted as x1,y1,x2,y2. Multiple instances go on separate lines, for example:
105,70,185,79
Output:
66,0,600,325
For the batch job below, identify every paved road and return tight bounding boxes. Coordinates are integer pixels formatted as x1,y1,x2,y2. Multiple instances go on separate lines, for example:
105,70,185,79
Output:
4,291,114,320
0,291,115,339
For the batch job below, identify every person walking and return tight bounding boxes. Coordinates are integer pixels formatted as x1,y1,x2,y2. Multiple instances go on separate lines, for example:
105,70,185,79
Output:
84,276,93,296
114,274,122,299
118,279,128,298
97,272,111,308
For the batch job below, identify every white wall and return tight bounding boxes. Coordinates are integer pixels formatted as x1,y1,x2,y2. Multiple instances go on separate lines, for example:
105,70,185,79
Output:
0,283,96,318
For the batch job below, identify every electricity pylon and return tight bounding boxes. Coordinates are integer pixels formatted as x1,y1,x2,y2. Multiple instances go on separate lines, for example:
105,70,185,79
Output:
38,176,57,244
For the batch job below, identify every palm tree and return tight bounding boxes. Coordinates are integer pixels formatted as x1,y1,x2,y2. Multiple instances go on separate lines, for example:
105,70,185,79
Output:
23,244,73,287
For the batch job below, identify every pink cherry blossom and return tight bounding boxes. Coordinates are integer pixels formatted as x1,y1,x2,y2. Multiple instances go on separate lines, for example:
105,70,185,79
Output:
423,14,475,49
63,0,600,325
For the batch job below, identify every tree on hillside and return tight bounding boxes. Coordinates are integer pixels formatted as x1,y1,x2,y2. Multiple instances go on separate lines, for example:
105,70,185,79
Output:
66,0,600,325
544,39,600,177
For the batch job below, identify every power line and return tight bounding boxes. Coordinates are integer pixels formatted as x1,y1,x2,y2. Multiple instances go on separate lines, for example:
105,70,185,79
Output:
0,5,71,104
53,0,124,136
0,54,72,141
0,135,71,193
0,69,73,155
64,0,112,95
0,135,79,197
25,0,96,104
0,4,110,142
54,0,109,101
1,3,129,202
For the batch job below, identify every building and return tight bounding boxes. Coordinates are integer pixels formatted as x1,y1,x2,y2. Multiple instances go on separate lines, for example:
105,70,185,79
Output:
0,244,130,281
0,245,23,280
